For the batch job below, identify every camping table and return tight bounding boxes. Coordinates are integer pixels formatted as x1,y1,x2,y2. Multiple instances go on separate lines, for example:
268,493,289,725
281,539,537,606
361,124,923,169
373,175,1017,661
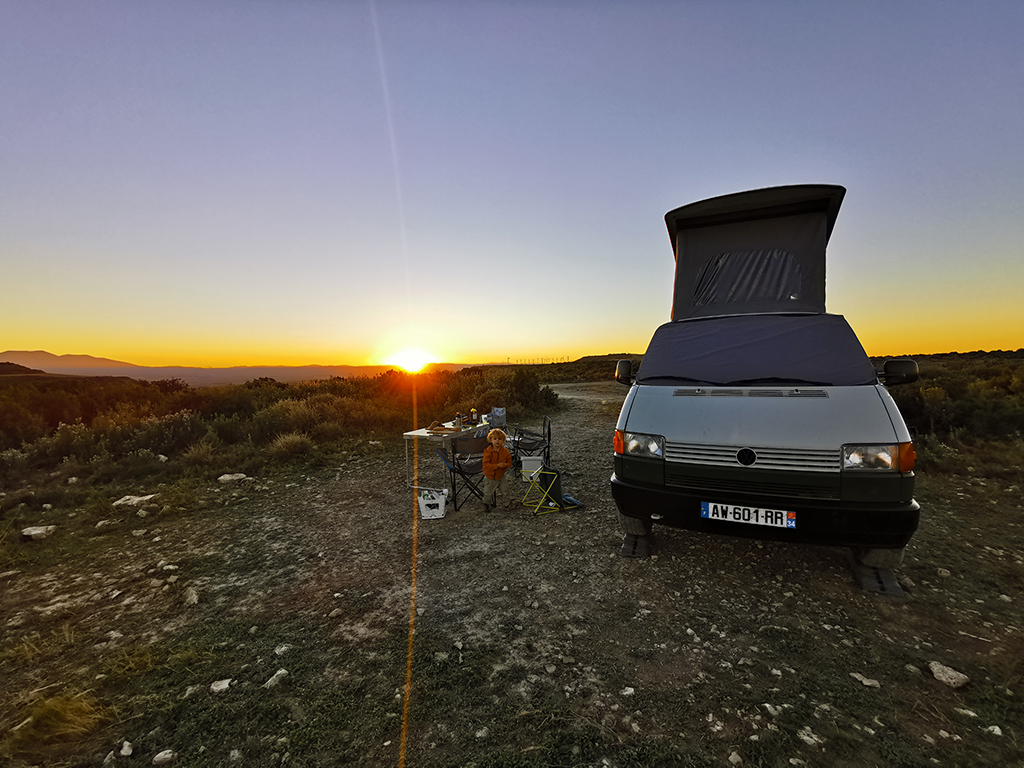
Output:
402,420,491,496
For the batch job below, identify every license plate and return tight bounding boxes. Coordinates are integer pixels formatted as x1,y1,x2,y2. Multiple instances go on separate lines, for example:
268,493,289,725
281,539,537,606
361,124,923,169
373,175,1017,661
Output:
701,501,796,528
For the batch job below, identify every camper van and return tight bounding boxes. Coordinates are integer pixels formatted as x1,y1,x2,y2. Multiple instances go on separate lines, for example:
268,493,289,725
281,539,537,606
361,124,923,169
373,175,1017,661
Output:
611,185,920,568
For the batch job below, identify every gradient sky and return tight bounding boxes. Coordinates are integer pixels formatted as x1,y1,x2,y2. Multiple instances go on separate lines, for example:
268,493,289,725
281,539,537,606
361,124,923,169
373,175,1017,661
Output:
3,1,1022,367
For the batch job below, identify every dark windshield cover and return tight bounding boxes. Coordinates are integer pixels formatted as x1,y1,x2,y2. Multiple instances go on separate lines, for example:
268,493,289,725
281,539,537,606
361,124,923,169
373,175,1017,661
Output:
636,314,878,387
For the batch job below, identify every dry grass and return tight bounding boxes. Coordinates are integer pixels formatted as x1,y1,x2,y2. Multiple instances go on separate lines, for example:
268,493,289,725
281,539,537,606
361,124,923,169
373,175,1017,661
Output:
268,431,314,458
1,692,113,764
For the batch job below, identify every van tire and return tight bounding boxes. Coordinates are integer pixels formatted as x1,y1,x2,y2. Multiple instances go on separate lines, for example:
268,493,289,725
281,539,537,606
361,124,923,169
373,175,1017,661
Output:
618,513,652,537
855,547,905,570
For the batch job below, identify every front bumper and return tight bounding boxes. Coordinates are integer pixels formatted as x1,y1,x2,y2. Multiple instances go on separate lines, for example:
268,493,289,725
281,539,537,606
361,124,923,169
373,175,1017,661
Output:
610,468,920,549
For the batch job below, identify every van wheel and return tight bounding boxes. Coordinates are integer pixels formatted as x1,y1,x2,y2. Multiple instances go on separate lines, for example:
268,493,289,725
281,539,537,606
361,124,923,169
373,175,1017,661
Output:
618,513,652,537
855,547,905,570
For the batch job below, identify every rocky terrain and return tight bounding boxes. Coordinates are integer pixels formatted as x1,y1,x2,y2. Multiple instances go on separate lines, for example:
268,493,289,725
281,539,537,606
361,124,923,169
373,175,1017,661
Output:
2,380,1021,767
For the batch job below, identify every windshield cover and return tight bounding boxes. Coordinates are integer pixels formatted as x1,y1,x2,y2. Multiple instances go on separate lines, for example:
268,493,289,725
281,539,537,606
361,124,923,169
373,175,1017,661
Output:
636,314,878,387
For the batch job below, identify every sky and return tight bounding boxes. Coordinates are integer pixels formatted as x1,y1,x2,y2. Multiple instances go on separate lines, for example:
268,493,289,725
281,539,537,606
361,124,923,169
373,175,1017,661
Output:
3,0,1023,368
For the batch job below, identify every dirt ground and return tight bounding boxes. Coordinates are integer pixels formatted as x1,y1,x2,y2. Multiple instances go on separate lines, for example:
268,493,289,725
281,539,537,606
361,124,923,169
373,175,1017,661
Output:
3,380,1022,767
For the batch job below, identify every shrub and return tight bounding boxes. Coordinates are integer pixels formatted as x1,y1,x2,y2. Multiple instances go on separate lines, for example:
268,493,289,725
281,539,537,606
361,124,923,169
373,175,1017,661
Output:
268,432,314,459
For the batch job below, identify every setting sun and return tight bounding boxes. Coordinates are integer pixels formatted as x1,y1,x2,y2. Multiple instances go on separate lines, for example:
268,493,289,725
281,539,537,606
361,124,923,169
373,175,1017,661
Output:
385,348,436,373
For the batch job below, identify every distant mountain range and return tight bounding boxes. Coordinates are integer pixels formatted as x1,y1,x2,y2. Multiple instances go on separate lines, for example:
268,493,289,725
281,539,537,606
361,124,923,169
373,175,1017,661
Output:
0,350,470,387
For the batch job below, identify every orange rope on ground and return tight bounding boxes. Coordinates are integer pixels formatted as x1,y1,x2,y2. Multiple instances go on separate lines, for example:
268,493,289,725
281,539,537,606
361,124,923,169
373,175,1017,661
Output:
398,388,418,767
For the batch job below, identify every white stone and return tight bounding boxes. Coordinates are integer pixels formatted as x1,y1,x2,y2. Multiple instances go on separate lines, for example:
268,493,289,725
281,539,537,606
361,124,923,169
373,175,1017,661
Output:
621,687,635,696
184,587,199,606
22,525,57,540
729,751,743,765
937,568,951,577
954,708,978,718
95,520,112,528
985,725,1003,736
475,727,489,739
850,672,881,688
263,669,289,689
152,750,175,765
999,594,1012,602
928,661,970,688
229,749,244,761
218,473,247,484
211,679,232,694
274,644,292,655
120,740,133,756
113,494,158,507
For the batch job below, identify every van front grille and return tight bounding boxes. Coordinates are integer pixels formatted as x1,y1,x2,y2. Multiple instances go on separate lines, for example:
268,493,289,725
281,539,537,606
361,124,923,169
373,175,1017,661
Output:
665,442,841,472
664,468,840,501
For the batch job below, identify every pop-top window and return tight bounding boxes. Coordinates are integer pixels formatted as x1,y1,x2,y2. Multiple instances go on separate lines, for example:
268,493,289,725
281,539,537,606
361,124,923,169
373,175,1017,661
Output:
693,249,803,308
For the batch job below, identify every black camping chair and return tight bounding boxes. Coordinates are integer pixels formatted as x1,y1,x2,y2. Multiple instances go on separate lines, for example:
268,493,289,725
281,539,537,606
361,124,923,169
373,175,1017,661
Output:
510,415,552,469
436,435,489,511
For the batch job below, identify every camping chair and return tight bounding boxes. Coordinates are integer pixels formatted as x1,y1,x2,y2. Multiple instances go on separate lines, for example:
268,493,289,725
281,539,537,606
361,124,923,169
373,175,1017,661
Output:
520,456,564,515
436,436,489,511
510,415,552,468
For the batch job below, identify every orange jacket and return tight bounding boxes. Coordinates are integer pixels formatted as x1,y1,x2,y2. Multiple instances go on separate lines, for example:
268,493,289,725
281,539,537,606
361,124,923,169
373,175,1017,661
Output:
483,444,512,480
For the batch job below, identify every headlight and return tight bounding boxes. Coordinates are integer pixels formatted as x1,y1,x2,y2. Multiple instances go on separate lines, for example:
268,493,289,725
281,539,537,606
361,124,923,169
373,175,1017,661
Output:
842,443,915,472
620,431,664,459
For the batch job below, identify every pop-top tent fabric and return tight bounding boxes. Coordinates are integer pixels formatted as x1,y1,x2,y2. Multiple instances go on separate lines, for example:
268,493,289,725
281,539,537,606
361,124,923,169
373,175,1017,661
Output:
635,314,878,388
666,184,846,320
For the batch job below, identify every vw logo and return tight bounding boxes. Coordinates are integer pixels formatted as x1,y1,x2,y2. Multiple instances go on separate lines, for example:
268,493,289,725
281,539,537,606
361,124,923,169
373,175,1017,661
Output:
736,448,757,466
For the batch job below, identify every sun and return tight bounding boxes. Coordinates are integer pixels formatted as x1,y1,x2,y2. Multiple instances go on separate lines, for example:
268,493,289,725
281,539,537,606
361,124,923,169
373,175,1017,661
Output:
385,347,436,373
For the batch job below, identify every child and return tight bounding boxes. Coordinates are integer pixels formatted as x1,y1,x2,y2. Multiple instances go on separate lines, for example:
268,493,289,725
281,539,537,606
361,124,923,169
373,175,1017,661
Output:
481,428,512,513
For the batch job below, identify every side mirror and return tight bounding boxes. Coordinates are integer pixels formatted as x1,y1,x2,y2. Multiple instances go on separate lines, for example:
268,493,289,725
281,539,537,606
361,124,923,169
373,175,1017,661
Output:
882,358,919,386
615,359,634,386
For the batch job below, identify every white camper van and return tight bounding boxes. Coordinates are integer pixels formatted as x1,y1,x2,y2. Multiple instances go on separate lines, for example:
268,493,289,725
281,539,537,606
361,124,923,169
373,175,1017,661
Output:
611,185,920,568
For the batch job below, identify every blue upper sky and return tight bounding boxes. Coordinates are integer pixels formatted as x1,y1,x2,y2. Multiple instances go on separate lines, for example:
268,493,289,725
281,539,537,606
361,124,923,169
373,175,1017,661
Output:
3,0,1022,365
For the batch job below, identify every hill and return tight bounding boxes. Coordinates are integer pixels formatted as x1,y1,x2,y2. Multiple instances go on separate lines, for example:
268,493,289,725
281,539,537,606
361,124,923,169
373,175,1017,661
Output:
0,361,49,376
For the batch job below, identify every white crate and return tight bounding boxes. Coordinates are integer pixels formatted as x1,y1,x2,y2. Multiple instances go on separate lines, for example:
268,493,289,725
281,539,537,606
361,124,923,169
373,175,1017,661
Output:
417,488,448,519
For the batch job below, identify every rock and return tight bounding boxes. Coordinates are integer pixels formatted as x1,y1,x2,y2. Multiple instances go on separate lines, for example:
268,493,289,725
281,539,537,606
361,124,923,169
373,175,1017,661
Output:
937,568,951,577
999,594,1012,602
985,725,1003,736
218,473,247,484
152,750,175,765
929,661,970,688
95,520,112,529
230,749,244,761
729,752,743,764
850,672,881,688
274,644,292,655
184,587,199,606
22,525,57,540
263,669,289,689
120,740,133,756
211,678,232,694
113,494,158,507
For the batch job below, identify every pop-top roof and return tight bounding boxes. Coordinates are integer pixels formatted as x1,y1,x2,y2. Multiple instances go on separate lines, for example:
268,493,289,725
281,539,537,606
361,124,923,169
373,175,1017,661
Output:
666,184,846,320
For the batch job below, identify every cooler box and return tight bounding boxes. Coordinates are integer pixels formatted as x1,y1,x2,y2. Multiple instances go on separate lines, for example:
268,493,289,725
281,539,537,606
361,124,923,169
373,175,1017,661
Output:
418,488,448,519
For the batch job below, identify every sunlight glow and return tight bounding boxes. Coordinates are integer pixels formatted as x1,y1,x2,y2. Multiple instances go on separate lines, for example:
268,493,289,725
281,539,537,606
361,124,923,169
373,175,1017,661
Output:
385,348,436,373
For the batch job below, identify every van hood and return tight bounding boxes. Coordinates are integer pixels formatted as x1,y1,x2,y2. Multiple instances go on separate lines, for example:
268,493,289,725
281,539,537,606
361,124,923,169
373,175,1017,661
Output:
666,184,845,320
621,384,902,451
